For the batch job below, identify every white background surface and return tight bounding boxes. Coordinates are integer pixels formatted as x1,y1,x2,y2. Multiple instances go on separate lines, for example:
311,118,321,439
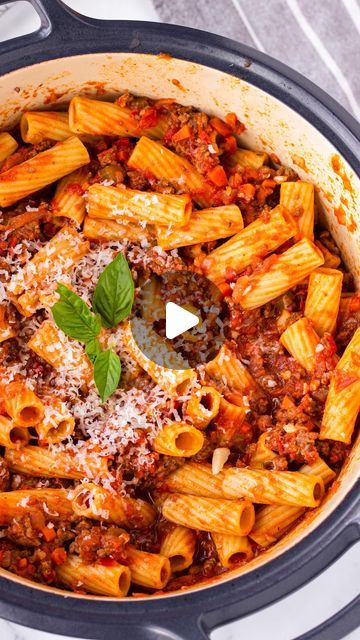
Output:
0,1,358,639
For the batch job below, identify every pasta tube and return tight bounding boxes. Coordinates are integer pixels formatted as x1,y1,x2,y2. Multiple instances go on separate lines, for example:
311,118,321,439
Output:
0,304,16,343
5,445,108,480
156,205,244,250
226,148,268,169
212,533,253,567
183,386,221,429
20,111,71,143
213,398,247,447
280,317,320,372
28,320,93,385
163,461,225,498
202,205,298,284
152,422,204,457
87,184,192,227
233,238,324,309
71,482,156,529
35,399,75,444
280,180,315,240
222,468,324,507
2,380,44,426
128,136,212,207
205,343,258,404
83,216,150,242
250,458,336,547
249,433,277,469
52,167,88,226
0,415,29,448
320,327,360,443
304,268,343,335
159,525,196,572
69,96,167,139
8,226,89,316
0,132,18,164
0,488,73,525
126,546,171,589
162,494,255,536
0,136,90,207
56,555,130,597
122,319,195,393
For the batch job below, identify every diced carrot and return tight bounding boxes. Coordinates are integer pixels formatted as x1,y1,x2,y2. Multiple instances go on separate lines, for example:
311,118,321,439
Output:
224,135,237,153
210,117,233,137
172,124,192,142
41,526,56,542
238,183,256,201
51,548,67,566
225,112,245,134
208,165,228,187
17,558,28,569
261,179,276,189
225,112,238,128
218,281,233,297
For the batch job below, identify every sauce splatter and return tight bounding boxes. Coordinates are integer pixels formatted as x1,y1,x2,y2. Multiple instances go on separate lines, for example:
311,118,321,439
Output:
331,155,353,193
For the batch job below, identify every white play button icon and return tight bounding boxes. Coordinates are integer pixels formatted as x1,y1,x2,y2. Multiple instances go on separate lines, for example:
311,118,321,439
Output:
165,302,199,340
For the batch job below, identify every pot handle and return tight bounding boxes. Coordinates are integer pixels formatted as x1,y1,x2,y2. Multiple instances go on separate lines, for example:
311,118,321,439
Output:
0,0,97,55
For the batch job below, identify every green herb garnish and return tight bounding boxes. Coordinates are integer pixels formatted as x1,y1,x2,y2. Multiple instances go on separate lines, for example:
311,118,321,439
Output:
93,252,134,328
52,252,133,402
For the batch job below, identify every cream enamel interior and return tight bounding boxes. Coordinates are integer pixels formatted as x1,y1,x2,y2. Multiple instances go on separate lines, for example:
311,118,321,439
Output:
0,52,358,600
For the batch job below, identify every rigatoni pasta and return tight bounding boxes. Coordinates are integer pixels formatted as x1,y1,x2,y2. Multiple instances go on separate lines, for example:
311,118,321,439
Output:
233,238,324,309
222,468,324,507
162,494,255,536
20,111,71,143
280,317,320,372
160,525,196,572
304,268,343,335
52,167,88,226
5,445,108,480
280,180,315,240
202,205,298,284
156,205,244,250
128,136,212,207
69,96,167,139
56,555,131,597
0,136,89,207
0,132,18,164
86,183,192,227
320,327,360,443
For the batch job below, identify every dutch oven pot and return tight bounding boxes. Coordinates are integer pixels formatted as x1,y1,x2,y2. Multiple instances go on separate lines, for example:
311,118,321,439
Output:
0,1,358,639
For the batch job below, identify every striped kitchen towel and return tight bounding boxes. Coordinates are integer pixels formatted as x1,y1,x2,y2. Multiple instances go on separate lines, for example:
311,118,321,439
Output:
154,0,360,120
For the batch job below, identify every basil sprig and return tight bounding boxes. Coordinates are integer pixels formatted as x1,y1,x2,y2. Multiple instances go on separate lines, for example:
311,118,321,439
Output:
51,252,133,402
93,253,134,328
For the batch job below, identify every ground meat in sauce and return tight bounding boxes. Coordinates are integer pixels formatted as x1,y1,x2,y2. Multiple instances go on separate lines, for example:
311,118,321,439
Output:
0,458,10,491
69,522,129,564
0,92,357,596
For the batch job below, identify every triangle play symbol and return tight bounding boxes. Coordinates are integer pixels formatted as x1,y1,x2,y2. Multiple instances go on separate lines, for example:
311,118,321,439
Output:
165,302,199,340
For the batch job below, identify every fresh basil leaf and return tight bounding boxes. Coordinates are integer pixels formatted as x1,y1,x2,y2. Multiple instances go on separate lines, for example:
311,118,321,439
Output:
93,349,121,402
85,339,102,364
52,283,101,343
93,253,134,329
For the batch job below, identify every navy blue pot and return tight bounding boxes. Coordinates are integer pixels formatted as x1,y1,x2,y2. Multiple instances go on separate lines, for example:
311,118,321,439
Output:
0,2,358,639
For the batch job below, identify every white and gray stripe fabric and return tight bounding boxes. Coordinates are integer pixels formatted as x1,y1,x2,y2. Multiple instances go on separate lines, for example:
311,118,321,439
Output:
0,0,359,119
153,0,360,120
